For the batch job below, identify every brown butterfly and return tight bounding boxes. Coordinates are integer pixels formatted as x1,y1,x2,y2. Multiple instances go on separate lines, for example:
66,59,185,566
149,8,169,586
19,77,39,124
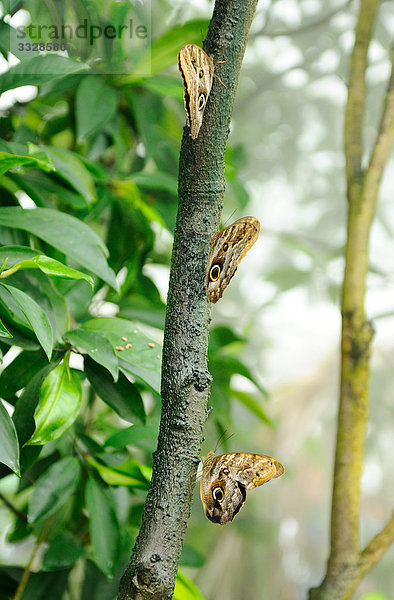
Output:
206,216,260,303
178,43,214,139
200,451,284,524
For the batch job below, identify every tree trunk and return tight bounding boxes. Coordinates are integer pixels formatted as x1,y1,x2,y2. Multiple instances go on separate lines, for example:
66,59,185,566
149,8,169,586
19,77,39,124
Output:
118,1,258,598
309,1,394,598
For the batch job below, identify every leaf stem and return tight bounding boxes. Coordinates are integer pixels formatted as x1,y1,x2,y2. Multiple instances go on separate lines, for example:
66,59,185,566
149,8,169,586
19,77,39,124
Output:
12,517,52,600
0,264,21,278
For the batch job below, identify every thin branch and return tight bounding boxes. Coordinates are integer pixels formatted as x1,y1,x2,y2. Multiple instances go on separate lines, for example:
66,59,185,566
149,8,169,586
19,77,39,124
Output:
344,0,380,187
359,512,394,577
0,492,28,523
12,517,52,600
309,514,394,600
329,0,381,573
363,47,394,211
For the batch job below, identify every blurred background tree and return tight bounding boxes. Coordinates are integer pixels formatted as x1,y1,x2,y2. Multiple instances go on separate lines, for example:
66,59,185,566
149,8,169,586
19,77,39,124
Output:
0,1,392,599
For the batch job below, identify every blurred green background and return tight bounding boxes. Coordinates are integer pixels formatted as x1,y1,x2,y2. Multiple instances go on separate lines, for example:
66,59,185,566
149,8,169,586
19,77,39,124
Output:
0,0,392,599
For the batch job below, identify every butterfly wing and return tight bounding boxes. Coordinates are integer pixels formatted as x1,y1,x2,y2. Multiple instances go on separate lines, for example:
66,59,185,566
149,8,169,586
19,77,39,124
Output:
223,452,284,490
200,452,246,524
200,450,283,525
178,44,214,139
206,216,260,303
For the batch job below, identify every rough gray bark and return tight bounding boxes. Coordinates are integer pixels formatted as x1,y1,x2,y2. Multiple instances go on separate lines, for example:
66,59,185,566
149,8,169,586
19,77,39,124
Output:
117,1,258,599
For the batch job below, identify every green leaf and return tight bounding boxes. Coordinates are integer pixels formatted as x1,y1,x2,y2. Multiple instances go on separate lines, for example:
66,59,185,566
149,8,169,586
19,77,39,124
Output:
213,354,268,397
141,75,183,100
28,456,80,523
82,318,161,394
128,171,178,195
0,400,20,476
85,357,145,424
231,390,273,426
0,207,118,290
0,349,49,398
0,284,53,360
0,146,55,176
179,545,204,568
105,421,158,452
85,455,149,488
43,530,83,570
12,356,63,446
44,147,97,204
27,364,83,445
111,179,167,227
0,319,40,350
9,255,94,289
85,476,120,578
76,76,118,142
174,571,207,600
0,245,40,267
0,318,12,338
119,296,165,330
122,20,210,82
65,329,118,381
13,169,89,210
209,326,244,354
0,54,89,94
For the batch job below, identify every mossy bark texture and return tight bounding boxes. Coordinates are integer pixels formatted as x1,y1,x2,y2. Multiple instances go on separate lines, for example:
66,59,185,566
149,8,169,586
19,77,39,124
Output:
118,2,258,599
309,1,394,599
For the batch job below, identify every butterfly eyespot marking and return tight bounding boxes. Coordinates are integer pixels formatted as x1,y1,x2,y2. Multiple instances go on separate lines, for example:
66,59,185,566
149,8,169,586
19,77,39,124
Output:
222,467,230,475
212,487,224,502
198,93,206,110
205,216,261,303
199,69,204,78
210,265,221,281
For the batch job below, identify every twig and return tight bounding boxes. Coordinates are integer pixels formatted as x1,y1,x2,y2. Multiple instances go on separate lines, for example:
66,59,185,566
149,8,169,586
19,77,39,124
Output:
363,47,394,210
359,512,394,577
0,492,28,523
344,0,380,186
13,517,52,600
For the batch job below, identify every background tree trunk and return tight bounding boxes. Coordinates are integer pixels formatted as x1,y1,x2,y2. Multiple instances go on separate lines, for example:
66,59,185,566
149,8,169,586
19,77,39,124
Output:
309,1,394,598
118,1,258,598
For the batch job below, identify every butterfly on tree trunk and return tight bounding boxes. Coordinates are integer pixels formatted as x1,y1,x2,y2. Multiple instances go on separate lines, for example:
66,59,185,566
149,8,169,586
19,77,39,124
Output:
178,43,214,139
205,216,260,303
200,450,284,524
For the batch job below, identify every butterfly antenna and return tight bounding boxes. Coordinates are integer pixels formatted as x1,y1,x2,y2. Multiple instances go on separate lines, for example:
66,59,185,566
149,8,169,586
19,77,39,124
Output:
191,468,202,480
187,452,203,462
214,430,235,453
214,429,228,453
224,432,235,444
222,208,238,228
